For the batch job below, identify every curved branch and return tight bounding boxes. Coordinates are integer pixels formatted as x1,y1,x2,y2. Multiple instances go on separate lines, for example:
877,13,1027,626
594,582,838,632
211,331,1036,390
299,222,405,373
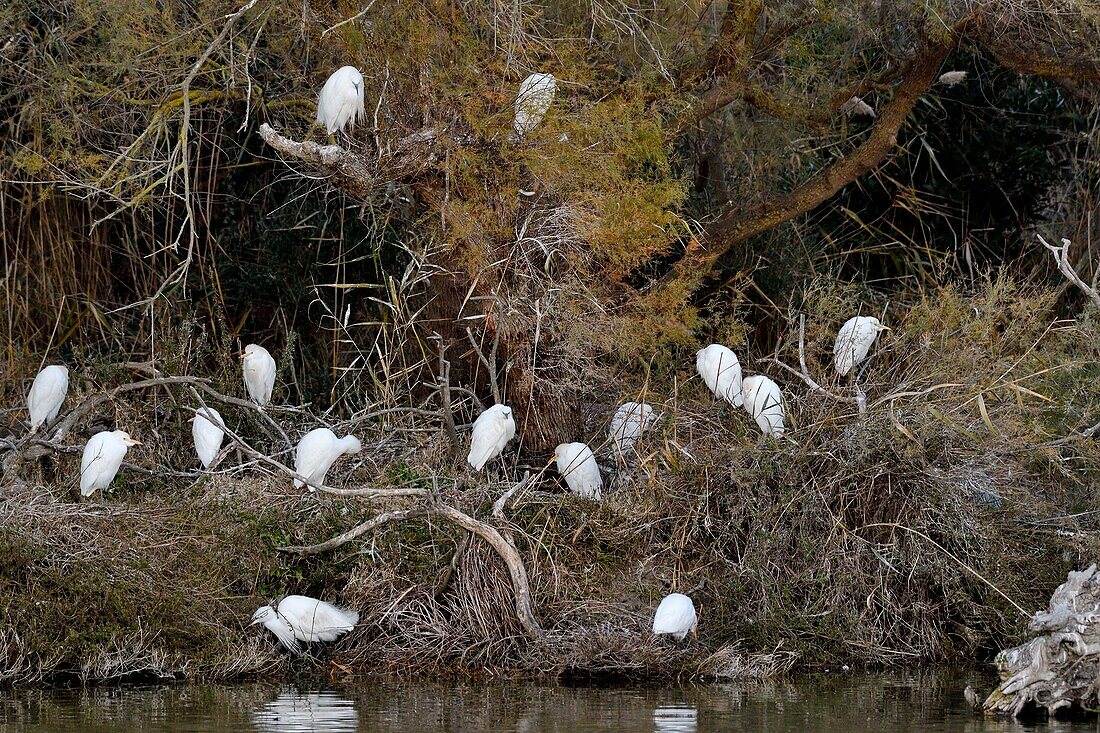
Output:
655,33,959,297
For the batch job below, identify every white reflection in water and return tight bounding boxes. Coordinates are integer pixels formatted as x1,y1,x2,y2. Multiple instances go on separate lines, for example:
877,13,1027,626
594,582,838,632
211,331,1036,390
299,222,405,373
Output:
653,704,697,732
252,688,359,733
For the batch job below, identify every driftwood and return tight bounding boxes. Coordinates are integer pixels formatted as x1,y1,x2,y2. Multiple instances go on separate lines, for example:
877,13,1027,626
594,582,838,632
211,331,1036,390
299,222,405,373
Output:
983,564,1100,718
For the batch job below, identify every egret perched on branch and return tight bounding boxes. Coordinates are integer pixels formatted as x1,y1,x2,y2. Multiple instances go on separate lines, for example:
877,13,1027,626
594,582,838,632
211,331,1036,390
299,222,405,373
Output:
467,404,516,471
696,344,743,407
610,401,654,454
80,430,140,497
191,407,225,469
27,364,68,430
741,375,785,437
241,344,276,406
652,593,697,641
554,442,602,500
294,428,361,491
316,66,365,135
513,72,556,138
833,316,890,377
251,595,359,654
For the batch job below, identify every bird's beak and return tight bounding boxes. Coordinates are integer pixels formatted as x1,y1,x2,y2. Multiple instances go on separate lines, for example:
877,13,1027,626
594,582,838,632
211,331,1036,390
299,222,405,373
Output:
250,617,264,626
127,439,142,446
878,325,892,331
238,352,247,360
545,455,557,467
691,626,698,638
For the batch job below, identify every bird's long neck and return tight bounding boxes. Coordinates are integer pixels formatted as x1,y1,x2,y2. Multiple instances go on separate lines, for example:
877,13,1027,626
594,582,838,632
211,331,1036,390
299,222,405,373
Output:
264,614,300,653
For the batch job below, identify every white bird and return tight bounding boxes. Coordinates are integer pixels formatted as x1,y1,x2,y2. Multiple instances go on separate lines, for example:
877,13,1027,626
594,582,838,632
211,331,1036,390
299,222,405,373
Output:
833,316,890,377
513,72,556,138
609,401,654,454
937,70,968,86
191,407,225,469
696,344,743,407
293,428,362,491
251,595,359,654
554,442,602,500
241,344,276,406
316,66,365,135
80,430,140,497
27,364,68,430
467,404,516,471
741,375,785,437
652,593,697,641
840,95,875,117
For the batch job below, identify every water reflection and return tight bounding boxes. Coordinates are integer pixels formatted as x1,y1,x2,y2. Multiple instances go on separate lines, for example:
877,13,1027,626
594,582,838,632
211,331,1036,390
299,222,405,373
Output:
251,689,358,733
0,672,1092,732
652,704,697,732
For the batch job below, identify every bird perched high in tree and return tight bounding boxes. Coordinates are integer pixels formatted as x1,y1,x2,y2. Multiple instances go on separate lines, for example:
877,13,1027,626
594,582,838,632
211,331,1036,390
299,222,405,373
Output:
316,66,365,135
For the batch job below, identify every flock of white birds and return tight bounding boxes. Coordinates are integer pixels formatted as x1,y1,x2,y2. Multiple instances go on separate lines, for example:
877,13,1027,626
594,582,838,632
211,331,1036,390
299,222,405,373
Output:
18,65,893,651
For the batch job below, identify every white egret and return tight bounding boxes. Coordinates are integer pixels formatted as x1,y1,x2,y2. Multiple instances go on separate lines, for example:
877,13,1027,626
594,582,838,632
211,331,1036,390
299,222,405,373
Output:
833,316,889,377
27,364,68,430
741,375,785,436
841,95,875,117
293,428,362,491
609,401,654,454
467,404,516,471
80,430,140,497
652,593,697,641
938,70,968,86
191,407,225,469
251,595,359,654
513,72,556,138
316,66,365,135
241,344,276,406
554,442,602,500
696,344,743,407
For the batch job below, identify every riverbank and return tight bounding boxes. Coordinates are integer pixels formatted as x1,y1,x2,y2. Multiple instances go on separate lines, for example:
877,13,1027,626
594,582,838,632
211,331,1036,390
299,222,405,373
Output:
2,280,1097,685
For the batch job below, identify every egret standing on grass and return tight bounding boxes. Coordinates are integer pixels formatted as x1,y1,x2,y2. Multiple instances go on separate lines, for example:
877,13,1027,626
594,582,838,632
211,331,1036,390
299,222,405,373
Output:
241,344,276,407
513,72,556,138
652,593,697,641
467,404,516,471
610,401,654,454
833,316,890,377
316,66,365,135
251,595,359,654
27,364,68,430
741,375,786,437
294,428,362,491
80,430,140,497
696,344,743,407
191,407,225,469
554,442,602,500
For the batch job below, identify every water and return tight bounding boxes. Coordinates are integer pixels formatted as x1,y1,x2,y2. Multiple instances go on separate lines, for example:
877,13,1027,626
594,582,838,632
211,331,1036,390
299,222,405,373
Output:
0,673,1091,732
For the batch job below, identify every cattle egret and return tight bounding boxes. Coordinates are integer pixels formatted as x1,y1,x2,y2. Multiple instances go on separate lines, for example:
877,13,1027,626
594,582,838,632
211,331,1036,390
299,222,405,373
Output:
554,442,602,500
241,344,276,406
316,66,365,135
652,593,697,641
696,344,743,407
938,70,968,86
294,428,362,491
833,316,890,377
513,72,556,137
251,595,359,654
80,430,140,497
27,365,68,430
741,375,785,436
191,407,225,469
841,95,875,117
610,401,654,454
467,404,516,471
